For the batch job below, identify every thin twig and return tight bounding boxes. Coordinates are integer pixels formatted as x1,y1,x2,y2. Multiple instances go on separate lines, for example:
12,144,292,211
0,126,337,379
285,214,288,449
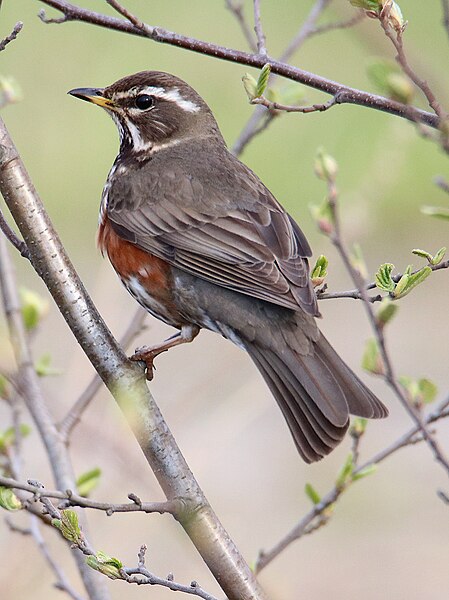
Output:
0,207,30,258
253,0,267,57
36,1,439,131
0,21,23,52
255,393,449,572
310,11,365,36
225,0,257,51
58,306,147,442
251,92,341,114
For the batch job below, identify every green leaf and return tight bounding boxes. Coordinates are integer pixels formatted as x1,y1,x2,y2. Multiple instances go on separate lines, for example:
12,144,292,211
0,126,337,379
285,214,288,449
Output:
0,486,22,511
361,338,383,375
76,468,101,498
86,551,123,580
336,454,354,489
35,354,62,377
376,298,398,326
19,288,49,331
314,147,338,182
255,63,271,98
311,255,328,285
375,263,395,293
412,247,446,265
392,266,432,299
0,424,31,454
305,483,321,505
352,464,378,481
350,417,368,437
421,205,449,220
54,509,81,544
417,378,438,404
242,73,257,101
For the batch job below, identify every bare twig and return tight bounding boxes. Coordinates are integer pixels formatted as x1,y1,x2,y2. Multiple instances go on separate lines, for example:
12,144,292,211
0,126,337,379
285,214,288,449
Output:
0,207,30,258
310,11,365,36
0,476,178,515
58,306,147,442
251,92,341,114
255,393,449,572
0,21,23,52
225,0,257,51
36,0,439,131
324,175,449,477
253,0,267,57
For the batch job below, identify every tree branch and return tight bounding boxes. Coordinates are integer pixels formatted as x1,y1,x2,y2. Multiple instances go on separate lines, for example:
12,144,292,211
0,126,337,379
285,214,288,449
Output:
36,0,439,130
225,0,257,52
0,117,267,600
252,0,267,57
0,21,23,52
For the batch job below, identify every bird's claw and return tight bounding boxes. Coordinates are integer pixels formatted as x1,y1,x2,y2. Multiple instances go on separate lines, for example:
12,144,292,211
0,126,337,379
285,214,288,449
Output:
130,345,168,381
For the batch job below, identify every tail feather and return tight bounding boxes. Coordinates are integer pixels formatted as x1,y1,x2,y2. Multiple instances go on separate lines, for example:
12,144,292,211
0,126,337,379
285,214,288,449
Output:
244,332,388,463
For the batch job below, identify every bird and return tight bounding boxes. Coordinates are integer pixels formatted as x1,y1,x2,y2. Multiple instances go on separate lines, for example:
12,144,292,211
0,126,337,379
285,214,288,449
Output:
68,71,388,463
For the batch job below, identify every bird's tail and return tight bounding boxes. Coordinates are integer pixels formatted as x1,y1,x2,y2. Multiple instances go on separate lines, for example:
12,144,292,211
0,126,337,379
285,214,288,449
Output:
244,332,388,463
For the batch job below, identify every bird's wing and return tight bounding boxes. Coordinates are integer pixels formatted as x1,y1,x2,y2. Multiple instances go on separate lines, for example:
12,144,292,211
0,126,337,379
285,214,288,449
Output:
106,146,318,315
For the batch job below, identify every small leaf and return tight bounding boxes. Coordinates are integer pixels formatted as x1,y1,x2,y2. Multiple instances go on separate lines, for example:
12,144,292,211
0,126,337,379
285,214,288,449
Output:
311,255,328,286
305,483,321,505
362,338,383,375
242,73,257,101
412,248,434,263
0,486,22,511
76,468,101,498
350,417,368,437
375,263,395,293
35,354,62,377
421,205,449,220
20,288,49,331
352,464,378,481
431,247,446,265
255,63,271,98
336,454,354,489
417,378,437,404
385,1,407,33
86,551,123,580
376,298,398,326
55,509,81,544
314,148,338,182
0,424,31,454
392,266,431,299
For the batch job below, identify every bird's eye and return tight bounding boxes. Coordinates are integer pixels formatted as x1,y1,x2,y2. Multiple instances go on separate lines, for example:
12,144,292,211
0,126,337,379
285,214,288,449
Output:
134,94,154,110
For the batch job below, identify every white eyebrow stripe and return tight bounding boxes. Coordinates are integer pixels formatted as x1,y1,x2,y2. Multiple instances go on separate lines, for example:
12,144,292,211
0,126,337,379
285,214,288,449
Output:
141,86,201,113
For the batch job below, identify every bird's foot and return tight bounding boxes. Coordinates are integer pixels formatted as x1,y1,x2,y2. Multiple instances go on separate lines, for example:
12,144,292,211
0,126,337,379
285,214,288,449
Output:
130,344,168,381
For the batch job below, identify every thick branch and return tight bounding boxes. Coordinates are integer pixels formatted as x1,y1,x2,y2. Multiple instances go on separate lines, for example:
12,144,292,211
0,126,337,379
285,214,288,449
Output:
37,0,439,129
0,118,267,600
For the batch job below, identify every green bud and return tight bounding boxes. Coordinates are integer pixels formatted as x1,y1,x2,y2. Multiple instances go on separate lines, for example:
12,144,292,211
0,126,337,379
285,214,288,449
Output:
412,247,446,266
0,486,22,511
76,468,102,498
310,199,335,236
367,60,414,104
54,509,82,544
432,247,447,265
362,338,383,375
392,266,431,299
314,148,338,182
242,73,258,101
336,454,355,489
255,63,271,98
311,255,328,286
385,1,407,33
350,417,368,437
20,288,49,331
376,298,398,326
35,354,62,377
0,424,31,454
86,551,123,580
352,464,378,481
304,482,321,505
375,263,395,293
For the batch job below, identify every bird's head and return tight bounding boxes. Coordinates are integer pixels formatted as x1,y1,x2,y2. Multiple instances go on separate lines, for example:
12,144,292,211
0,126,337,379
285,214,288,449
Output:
69,71,223,155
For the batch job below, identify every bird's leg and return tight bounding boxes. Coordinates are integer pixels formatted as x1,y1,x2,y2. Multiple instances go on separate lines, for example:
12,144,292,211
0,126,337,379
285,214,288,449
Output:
131,324,200,380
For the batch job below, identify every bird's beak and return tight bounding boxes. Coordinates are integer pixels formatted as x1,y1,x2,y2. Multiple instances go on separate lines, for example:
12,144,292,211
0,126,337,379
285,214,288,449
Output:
68,87,115,109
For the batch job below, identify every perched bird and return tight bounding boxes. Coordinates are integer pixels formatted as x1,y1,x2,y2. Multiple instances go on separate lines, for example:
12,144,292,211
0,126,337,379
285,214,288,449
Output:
69,71,387,463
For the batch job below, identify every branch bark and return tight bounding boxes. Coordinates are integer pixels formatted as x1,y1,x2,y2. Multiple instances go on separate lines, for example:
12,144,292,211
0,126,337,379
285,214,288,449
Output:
37,0,439,129
0,117,268,600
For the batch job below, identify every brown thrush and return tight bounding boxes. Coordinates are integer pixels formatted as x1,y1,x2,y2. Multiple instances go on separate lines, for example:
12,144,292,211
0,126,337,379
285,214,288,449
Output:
69,71,388,463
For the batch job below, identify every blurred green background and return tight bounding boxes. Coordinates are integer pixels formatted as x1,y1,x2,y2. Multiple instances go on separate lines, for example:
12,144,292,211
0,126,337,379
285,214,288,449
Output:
1,1,449,599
